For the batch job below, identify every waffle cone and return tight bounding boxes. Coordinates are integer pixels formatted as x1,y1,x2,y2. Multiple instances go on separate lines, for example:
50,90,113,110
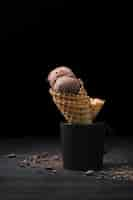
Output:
49,80,93,124
90,98,105,120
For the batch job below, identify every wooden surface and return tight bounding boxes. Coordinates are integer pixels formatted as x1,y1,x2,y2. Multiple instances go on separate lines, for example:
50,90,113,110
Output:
0,137,133,200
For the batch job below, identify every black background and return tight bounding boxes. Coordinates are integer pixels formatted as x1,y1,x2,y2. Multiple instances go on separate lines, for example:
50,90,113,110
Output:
1,2,131,138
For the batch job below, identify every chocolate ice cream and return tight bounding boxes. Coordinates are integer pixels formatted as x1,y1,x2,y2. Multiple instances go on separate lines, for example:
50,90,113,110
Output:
53,76,81,94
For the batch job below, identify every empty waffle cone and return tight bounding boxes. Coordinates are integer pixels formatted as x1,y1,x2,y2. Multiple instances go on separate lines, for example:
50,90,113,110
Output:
49,80,93,124
90,98,105,120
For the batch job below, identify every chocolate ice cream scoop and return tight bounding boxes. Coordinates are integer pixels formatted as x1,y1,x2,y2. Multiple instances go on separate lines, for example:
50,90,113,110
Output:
53,76,81,94
48,66,76,87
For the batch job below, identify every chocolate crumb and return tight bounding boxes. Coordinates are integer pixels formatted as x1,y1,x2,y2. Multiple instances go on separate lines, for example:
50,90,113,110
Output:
41,152,49,158
51,155,60,160
51,169,57,173
85,170,94,176
7,153,16,158
18,161,26,168
32,155,39,161
45,167,54,171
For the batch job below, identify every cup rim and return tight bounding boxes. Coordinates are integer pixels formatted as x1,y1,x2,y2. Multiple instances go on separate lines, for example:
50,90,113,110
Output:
60,121,105,127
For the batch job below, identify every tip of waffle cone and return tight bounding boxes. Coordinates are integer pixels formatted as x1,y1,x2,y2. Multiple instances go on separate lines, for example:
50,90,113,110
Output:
90,98,105,107
90,98,105,119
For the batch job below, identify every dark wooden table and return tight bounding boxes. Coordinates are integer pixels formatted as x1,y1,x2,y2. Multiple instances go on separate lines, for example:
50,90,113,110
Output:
0,137,133,200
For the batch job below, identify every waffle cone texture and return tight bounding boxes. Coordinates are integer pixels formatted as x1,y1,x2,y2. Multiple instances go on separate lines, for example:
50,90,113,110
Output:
49,80,105,124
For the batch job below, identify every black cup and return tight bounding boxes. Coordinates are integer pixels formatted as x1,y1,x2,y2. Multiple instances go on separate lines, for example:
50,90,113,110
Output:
60,122,106,171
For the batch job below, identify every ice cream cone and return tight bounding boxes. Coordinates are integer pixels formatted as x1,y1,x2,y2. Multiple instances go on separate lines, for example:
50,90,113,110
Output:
49,80,93,124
